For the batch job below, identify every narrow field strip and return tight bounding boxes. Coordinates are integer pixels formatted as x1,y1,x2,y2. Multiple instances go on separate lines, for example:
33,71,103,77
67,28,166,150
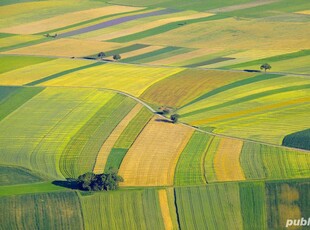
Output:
225,49,310,69
214,138,245,181
26,61,104,86
119,116,194,186
180,73,280,109
158,190,174,230
87,43,149,58
0,5,142,34
174,131,212,185
60,94,136,178
37,7,149,36
0,37,49,52
0,58,94,86
109,14,220,43
0,34,41,49
114,107,153,149
204,137,220,182
138,47,195,64
122,46,182,63
239,182,266,229
0,182,66,197
0,55,53,74
191,96,310,125
3,39,124,57
104,107,153,171
93,103,142,174
185,57,235,67
183,84,310,118
118,45,164,59
94,12,213,41
0,87,44,122
59,9,177,38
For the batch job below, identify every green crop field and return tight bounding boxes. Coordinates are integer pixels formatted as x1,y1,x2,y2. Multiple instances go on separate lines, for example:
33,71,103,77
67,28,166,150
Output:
80,189,165,230
174,131,212,185
0,0,309,229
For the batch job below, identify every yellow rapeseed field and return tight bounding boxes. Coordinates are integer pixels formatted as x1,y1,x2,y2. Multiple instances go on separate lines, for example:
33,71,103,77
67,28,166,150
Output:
41,63,183,96
0,58,91,85
119,116,193,186
93,104,142,174
213,138,245,181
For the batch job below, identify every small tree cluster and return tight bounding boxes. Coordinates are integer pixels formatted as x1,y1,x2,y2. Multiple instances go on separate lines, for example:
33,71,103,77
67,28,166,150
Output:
77,169,123,191
170,114,180,123
113,54,121,61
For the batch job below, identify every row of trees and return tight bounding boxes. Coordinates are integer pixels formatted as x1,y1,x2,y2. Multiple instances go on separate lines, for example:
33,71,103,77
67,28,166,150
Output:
98,52,121,61
77,168,123,191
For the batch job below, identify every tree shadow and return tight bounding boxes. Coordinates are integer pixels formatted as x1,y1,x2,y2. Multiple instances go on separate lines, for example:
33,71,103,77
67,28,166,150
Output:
52,178,78,189
155,118,172,123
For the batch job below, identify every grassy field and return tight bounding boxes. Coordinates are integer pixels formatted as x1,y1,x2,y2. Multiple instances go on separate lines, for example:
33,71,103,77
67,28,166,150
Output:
174,131,211,186
80,189,165,230
239,182,267,229
240,142,310,180
0,191,83,229
175,183,243,229
0,165,44,186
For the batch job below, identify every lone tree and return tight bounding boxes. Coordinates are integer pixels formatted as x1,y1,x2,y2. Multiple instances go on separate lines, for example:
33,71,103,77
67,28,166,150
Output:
98,52,106,60
77,168,123,191
170,114,180,124
113,54,121,61
260,63,271,73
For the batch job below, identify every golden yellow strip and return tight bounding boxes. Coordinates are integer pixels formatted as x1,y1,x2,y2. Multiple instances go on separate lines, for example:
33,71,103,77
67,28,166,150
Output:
214,138,245,181
158,190,173,230
119,116,193,186
295,10,310,15
192,97,310,125
93,104,143,174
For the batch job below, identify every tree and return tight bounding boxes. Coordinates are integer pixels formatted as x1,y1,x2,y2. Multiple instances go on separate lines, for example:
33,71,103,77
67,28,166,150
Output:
260,63,271,73
170,114,180,124
98,52,106,60
77,169,123,191
113,54,121,61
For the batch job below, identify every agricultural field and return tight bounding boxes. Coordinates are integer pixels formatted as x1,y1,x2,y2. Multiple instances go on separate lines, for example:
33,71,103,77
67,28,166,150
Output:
0,0,309,229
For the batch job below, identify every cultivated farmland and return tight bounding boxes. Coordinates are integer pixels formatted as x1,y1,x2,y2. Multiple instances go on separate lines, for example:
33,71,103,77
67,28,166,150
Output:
0,0,309,229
